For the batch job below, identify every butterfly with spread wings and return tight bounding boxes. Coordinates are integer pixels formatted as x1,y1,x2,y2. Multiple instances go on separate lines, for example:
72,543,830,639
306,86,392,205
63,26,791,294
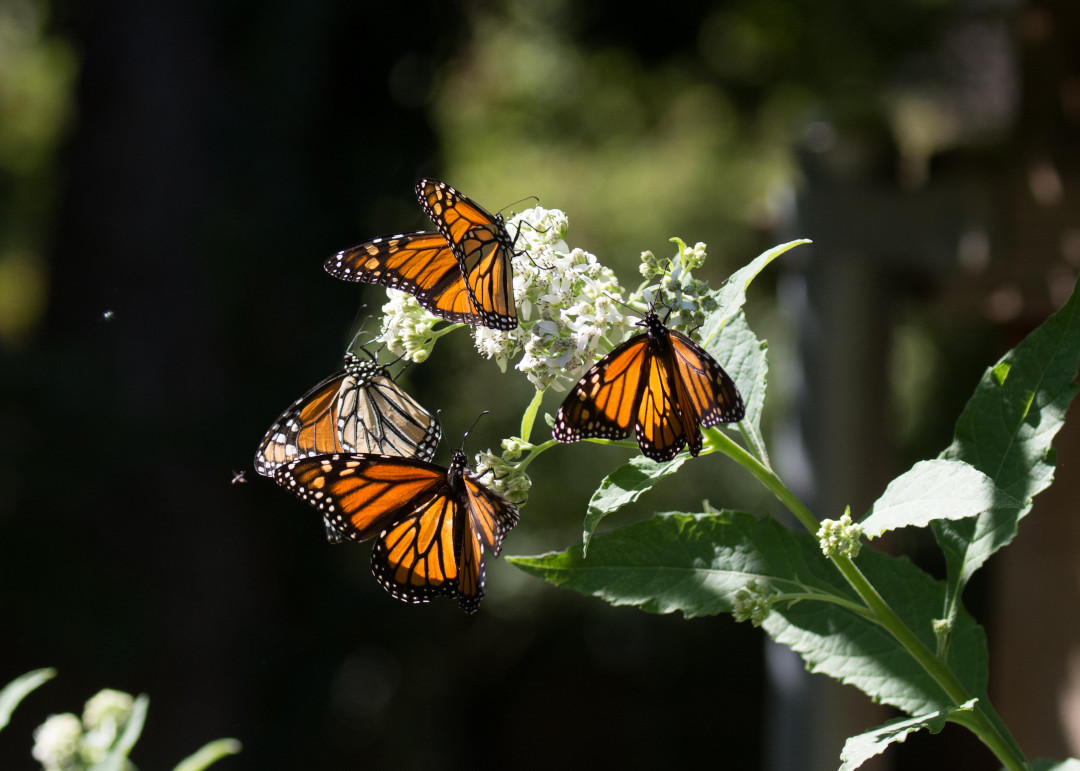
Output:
324,179,518,330
254,349,441,542
553,309,745,462
274,449,519,613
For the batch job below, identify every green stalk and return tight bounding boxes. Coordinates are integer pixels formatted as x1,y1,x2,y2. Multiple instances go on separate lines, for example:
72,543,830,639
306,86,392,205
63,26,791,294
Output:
709,430,1030,771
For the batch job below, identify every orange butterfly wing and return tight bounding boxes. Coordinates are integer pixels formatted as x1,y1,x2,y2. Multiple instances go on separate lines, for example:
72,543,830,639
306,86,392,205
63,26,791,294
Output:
254,371,347,477
666,328,744,428
552,334,651,444
372,490,460,605
325,231,484,326
417,179,518,330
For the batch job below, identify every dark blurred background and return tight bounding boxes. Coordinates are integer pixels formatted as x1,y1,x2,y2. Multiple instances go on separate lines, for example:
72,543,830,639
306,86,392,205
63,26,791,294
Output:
2,0,1079,768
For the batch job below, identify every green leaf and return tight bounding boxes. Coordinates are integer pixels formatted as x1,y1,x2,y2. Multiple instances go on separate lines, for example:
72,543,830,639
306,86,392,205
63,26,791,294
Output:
699,239,810,348
93,693,148,771
934,277,1080,618
519,388,545,444
860,459,1023,539
765,545,988,716
581,455,687,555
514,511,843,618
838,699,977,771
0,668,56,732
173,738,243,771
704,311,771,464
513,511,988,716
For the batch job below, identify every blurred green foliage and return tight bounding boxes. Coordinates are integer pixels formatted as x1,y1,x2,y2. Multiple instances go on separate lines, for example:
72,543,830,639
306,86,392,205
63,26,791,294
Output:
0,0,76,346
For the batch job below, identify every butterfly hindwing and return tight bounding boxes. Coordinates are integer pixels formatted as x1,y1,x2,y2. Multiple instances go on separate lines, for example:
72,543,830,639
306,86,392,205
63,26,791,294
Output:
371,490,460,605
635,344,693,461
338,353,441,461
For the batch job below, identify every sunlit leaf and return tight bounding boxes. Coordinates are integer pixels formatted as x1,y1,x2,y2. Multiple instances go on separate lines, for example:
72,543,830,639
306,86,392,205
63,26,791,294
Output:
838,699,977,771
699,238,810,347
861,459,1022,538
934,277,1080,625
513,511,987,716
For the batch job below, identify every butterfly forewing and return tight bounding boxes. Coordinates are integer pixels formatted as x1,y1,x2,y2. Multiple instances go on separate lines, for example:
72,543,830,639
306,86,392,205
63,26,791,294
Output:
669,331,745,426
254,372,347,477
552,333,650,443
339,355,441,461
274,454,446,540
325,232,452,291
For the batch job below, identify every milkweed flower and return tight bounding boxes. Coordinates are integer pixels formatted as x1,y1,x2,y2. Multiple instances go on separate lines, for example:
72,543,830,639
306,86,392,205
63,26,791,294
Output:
473,447,532,506
32,713,81,770
474,206,634,392
634,238,717,336
80,689,134,763
379,289,443,363
32,688,140,769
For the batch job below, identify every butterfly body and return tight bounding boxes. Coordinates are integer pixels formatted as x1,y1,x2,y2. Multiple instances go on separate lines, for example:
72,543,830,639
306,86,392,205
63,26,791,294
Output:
274,450,519,613
553,311,745,462
324,180,518,330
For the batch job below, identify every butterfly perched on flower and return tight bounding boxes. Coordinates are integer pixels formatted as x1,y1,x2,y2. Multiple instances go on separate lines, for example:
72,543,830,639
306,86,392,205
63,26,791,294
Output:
552,308,745,462
254,348,441,542
324,179,518,330
274,448,519,613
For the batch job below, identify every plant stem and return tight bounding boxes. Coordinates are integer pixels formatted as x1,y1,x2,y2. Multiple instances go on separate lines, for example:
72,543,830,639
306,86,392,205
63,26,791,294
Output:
710,430,1030,770
707,431,819,533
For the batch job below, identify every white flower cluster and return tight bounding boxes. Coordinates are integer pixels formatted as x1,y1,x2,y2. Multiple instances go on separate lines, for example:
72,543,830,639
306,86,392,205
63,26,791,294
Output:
376,205,636,392
32,688,136,770
483,206,634,391
378,289,442,363
636,238,717,334
473,445,532,506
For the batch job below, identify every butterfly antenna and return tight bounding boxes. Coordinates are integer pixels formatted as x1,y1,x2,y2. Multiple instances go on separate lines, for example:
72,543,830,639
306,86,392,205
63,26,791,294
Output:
497,195,539,218
345,308,374,353
460,411,490,450
598,286,647,322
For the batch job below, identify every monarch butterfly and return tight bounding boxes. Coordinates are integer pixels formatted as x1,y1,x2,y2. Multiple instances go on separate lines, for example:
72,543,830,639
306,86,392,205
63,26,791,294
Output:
324,179,518,330
254,349,441,542
274,449,519,613
553,309,745,462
